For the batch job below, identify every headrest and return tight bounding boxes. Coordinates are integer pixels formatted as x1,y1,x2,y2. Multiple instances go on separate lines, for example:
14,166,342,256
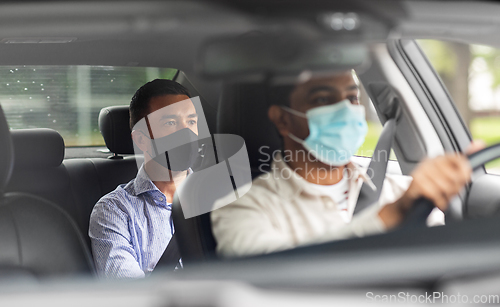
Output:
98,106,134,155
10,129,65,169
0,105,14,193
217,83,281,174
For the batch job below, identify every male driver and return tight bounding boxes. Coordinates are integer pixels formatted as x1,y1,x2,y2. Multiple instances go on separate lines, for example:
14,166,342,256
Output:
89,79,198,278
212,71,479,257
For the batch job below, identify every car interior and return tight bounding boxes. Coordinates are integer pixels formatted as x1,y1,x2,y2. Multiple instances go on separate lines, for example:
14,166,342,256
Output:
1,0,500,304
0,68,219,277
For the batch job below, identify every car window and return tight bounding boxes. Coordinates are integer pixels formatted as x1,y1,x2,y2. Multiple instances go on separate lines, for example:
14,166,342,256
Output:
1,66,178,147
419,40,500,174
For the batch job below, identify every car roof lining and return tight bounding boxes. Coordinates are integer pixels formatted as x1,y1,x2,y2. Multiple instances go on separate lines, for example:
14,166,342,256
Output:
0,1,497,69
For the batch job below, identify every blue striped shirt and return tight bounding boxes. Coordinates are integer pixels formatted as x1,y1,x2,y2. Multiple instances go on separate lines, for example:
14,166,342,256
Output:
89,164,181,278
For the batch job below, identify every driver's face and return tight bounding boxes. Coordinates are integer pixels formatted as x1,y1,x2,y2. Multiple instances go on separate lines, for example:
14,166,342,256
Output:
146,94,198,139
287,71,360,140
289,71,360,112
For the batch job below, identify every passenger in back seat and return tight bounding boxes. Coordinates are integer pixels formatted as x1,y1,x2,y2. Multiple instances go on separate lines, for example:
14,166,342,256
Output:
89,79,199,278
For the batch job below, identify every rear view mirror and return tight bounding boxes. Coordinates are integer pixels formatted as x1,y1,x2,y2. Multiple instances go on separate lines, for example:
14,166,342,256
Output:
197,32,368,79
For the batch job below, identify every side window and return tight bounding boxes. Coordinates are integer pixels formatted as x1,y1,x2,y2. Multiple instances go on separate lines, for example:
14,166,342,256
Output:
419,40,500,174
0,66,178,147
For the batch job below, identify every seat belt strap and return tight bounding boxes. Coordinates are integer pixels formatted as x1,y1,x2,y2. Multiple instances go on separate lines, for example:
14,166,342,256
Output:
155,232,181,270
353,117,397,215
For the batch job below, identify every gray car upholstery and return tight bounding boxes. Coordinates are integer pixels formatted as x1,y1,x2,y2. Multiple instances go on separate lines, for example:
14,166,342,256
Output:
172,82,280,263
5,107,143,254
0,106,13,196
217,82,282,175
6,129,79,220
65,106,143,250
0,106,95,279
98,105,135,155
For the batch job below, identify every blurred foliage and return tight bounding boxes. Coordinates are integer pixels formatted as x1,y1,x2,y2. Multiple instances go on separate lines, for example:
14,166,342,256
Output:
419,40,500,173
419,39,500,92
470,116,500,170
470,45,500,88
419,40,458,80
470,116,500,145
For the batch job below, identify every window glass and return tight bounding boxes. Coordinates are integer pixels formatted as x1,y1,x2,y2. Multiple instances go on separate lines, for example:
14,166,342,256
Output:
0,66,178,146
419,40,500,174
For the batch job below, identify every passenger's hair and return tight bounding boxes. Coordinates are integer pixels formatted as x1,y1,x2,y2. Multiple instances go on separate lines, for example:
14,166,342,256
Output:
129,79,191,130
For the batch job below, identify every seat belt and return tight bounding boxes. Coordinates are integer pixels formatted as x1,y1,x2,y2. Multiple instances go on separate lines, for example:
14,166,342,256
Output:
155,232,181,270
353,82,402,215
353,117,397,215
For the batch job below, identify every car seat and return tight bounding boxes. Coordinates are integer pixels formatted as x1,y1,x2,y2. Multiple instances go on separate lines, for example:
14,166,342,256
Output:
6,128,80,221
0,105,95,279
172,82,280,264
63,105,143,250
98,105,135,159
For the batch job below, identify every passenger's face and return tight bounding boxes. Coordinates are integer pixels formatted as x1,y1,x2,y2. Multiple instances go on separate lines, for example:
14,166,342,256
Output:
146,95,198,139
132,94,198,158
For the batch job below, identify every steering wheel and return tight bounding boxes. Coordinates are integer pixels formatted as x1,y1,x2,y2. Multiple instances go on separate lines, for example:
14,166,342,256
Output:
402,142,500,228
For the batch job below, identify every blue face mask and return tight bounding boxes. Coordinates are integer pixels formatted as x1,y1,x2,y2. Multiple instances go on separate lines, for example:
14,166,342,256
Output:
282,99,368,166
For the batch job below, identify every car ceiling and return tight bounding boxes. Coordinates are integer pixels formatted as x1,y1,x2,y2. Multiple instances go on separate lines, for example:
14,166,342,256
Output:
0,1,497,61
0,0,498,67
399,0,500,47
0,0,498,105
0,1,254,68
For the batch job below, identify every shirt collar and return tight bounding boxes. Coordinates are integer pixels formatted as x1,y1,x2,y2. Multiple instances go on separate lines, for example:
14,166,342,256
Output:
132,164,159,196
131,164,193,197
271,152,376,200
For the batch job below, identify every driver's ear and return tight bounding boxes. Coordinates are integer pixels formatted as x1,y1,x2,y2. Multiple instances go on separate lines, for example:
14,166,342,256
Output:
131,130,150,153
268,105,291,138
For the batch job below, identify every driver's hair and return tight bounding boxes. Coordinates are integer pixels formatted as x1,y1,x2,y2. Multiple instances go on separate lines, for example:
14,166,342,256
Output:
266,83,295,149
267,84,294,107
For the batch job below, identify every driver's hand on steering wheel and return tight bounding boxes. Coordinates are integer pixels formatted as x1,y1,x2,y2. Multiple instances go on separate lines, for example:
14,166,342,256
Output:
378,140,485,229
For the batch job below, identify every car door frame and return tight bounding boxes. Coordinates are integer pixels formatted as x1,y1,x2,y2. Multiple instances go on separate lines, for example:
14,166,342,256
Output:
389,38,500,218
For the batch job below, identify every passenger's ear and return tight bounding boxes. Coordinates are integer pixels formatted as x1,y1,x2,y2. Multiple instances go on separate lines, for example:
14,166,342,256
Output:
131,130,150,153
268,105,291,138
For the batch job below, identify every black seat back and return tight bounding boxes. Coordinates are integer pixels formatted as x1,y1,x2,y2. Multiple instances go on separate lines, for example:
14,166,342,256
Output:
217,82,282,175
0,193,95,278
173,82,280,263
6,129,78,220
64,156,142,250
98,105,135,158
0,106,94,278
171,135,219,264
172,194,217,263
64,105,142,250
